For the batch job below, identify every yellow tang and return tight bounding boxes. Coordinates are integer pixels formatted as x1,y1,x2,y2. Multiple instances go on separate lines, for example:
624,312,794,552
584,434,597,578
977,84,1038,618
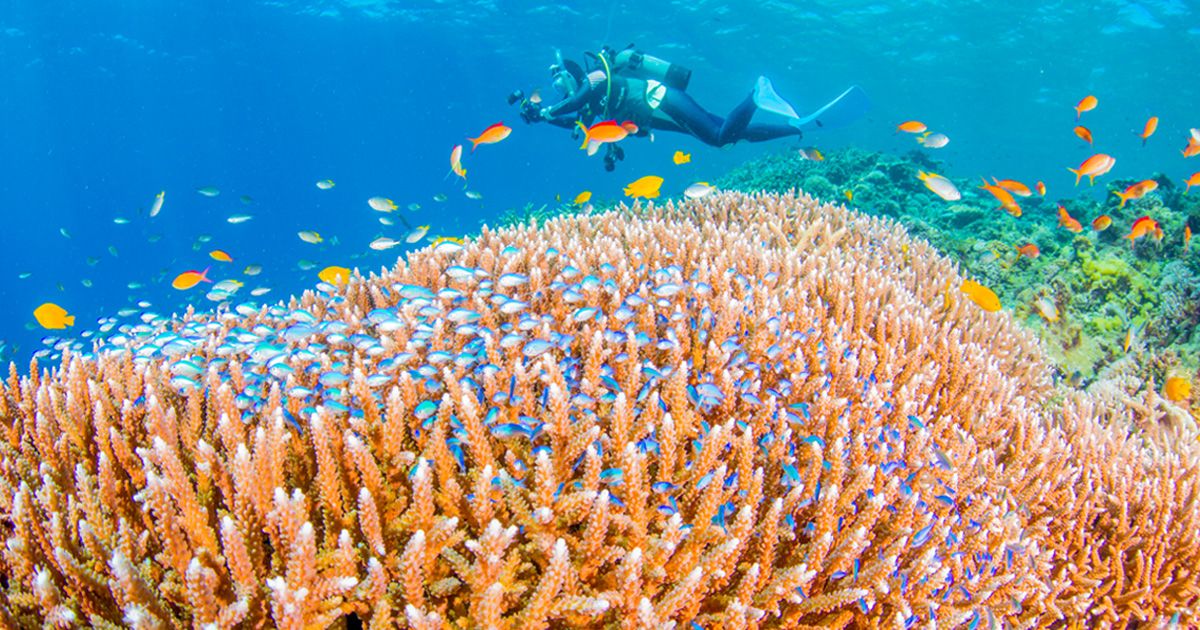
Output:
319,265,352,286
210,249,233,262
34,302,74,329
624,175,664,200
574,190,592,205
960,279,1001,312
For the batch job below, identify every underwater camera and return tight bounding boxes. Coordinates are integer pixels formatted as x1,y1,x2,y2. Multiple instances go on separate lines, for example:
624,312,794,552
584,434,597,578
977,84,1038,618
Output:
506,89,524,105
508,89,542,124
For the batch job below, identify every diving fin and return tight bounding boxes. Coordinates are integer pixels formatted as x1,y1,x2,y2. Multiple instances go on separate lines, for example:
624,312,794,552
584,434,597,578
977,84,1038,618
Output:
752,76,799,119
789,85,871,132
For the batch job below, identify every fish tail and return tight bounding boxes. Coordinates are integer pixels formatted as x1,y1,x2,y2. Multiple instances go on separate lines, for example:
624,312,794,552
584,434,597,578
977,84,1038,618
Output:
201,266,212,283
1067,167,1082,186
468,137,480,152
65,315,75,327
575,121,589,149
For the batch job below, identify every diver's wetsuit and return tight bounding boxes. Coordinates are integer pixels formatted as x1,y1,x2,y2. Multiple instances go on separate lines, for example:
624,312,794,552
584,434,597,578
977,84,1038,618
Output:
542,71,801,147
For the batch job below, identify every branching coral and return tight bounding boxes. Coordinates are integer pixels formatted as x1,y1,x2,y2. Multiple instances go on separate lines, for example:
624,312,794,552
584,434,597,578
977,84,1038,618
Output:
0,191,1197,628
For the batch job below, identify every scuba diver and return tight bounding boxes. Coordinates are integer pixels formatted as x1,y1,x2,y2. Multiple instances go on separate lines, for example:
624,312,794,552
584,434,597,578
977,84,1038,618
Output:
511,45,869,170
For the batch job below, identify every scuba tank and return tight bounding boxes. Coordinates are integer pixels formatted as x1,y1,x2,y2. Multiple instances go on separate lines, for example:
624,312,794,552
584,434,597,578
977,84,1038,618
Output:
613,47,691,91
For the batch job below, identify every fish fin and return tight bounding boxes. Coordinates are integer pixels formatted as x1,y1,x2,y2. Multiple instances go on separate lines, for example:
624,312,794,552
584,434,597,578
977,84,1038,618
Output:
1067,167,1082,186
65,315,75,327
575,121,589,149
586,141,600,156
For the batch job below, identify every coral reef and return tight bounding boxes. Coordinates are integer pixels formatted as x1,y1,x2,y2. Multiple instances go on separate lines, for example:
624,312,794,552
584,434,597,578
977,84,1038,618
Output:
0,192,1198,627
720,150,1200,384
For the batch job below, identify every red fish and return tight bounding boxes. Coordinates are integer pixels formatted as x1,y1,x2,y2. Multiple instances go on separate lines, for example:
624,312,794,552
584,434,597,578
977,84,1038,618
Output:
467,122,512,151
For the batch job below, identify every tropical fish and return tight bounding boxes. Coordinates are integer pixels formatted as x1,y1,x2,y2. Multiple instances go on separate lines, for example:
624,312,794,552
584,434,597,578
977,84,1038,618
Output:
844,189,853,202
298,231,323,244
573,191,592,205
465,190,483,200
1073,126,1093,145
250,287,271,297
1140,116,1158,145
1058,205,1083,233
1125,216,1162,247
196,186,220,197
896,120,927,133
227,214,253,224
239,195,253,205
960,279,1001,312
212,279,243,293
33,303,74,329
917,132,949,148
1068,154,1115,186
370,236,402,250
59,227,71,239
243,264,262,276
172,267,212,290
318,265,351,285
684,182,716,199
624,175,663,199
316,179,335,190
1185,172,1200,194
575,120,636,156
297,260,317,271
209,249,233,262
368,197,397,212
1036,181,1046,196
406,225,430,243
407,203,420,211
450,144,467,180
673,150,691,164
917,171,960,201
1185,225,1192,252
1092,215,1112,231
433,193,448,202
1113,179,1158,208
1034,297,1059,322
1074,95,1097,120
468,122,512,151
1016,243,1040,258
379,216,396,226
1185,140,1200,159
113,217,130,225
979,179,1021,216
150,190,165,217
797,147,824,161
1164,377,1191,402
993,179,1032,197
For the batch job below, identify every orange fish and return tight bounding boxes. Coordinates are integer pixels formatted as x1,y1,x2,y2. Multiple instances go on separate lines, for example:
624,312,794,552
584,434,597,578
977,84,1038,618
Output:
1016,243,1040,258
1073,126,1093,145
172,267,212,290
992,178,1032,197
1113,179,1158,208
960,279,1001,312
1068,153,1115,186
979,178,1022,217
1140,116,1158,146
1075,95,1097,120
896,121,927,134
1058,205,1083,233
1164,377,1191,402
576,120,636,156
467,122,512,151
450,144,467,179
1092,215,1112,231
209,249,233,263
1035,181,1046,196
1184,138,1200,158
1185,225,1192,252
1125,216,1162,248
1184,172,1200,194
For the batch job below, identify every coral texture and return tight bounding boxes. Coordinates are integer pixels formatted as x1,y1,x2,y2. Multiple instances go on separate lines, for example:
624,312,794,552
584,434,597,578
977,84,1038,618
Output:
0,192,1196,628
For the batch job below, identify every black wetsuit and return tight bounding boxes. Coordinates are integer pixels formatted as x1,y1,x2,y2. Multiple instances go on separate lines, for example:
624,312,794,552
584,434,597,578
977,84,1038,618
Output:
541,70,801,147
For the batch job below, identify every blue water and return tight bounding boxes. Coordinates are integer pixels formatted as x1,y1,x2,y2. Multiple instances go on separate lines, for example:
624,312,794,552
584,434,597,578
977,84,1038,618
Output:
1,0,1196,363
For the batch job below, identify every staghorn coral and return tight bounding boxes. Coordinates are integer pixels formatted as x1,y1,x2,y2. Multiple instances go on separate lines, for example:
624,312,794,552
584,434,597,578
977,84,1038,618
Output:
0,191,1198,628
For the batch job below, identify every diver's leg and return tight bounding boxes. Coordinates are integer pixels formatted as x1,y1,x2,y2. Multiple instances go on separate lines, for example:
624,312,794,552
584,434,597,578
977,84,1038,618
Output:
716,92,759,145
658,88,723,146
741,123,803,142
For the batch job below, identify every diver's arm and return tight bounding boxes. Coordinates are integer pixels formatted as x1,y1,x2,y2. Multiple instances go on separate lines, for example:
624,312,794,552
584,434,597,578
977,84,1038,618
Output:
543,79,596,118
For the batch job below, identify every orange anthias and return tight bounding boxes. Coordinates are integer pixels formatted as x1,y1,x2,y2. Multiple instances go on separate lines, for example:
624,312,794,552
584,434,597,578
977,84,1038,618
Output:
1184,138,1200,158
1058,205,1083,233
1036,181,1046,196
1125,216,1162,248
1113,179,1158,208
1075,95,1097,120
896,121,927,133
1016,243,1040,258
979,178,1022,216
467,122,512,151
1185,172,1200,194
1092,214,1112,231
993,178,1032,197
172,267,212,290
450,144,467,179
1141,116,1158,146
1068,154,1115,186
576,120,637,156
1073,125,1093,145
1186,225,1193,252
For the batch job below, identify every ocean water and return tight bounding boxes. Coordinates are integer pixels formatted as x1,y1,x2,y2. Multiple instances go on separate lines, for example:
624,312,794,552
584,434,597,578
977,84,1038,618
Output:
0,0,1196,364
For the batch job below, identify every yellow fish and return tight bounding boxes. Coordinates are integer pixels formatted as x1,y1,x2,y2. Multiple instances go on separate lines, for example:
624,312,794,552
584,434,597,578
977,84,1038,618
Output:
298,231,323,244
209,249,233,262
673,151,691,165
34,302,74,329
844,190,854,202
574,190,592,205
960,279,1001,312
624,175,664,199
318,265,352,285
